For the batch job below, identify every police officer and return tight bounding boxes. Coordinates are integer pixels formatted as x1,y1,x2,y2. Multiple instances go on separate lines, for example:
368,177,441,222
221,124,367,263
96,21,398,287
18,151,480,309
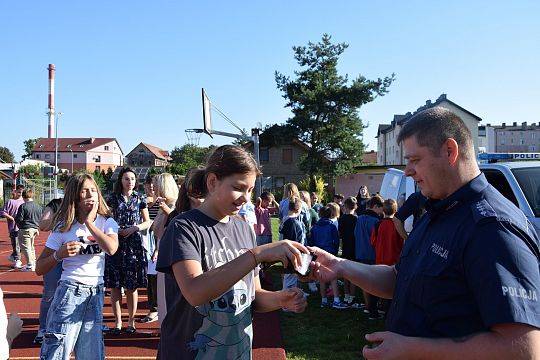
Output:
309,107,540,359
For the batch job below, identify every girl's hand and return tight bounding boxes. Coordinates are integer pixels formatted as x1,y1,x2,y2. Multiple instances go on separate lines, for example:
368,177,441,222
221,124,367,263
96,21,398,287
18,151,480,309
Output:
58,241,82,259
82,201,98,225
119,226,138,238
151,249,159,263
159,201,171,213
279,287,307,313
252,240,309,270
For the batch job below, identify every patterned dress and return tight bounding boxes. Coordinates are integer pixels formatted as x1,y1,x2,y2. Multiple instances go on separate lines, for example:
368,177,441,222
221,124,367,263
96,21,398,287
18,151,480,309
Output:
105,192,148,289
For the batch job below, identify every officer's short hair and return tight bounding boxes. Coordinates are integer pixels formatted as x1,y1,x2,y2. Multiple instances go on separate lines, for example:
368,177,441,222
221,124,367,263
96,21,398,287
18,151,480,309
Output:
367,195,384,209
383,199,398,216
397,107,474,160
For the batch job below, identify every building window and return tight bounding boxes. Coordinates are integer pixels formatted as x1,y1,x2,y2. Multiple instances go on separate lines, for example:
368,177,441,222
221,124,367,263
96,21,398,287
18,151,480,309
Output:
45,154,50,159
533,133,536,139
282,149,293,164
520,139,525,145
104,146,109,151
35,154,40,159
95,155,101,163
260,148,269,162
501,140,505,145
95,166,101,171
73,154,78,159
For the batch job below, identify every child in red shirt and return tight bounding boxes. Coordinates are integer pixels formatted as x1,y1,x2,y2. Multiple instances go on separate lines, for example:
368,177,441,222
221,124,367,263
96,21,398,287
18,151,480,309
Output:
370,199,404,266
370,199,403,315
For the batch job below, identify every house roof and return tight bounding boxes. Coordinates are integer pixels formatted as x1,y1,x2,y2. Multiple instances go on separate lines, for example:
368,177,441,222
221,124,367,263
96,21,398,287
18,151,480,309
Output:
128,143,171,161
379,94,482,136
376,124,391,137
244,138,331,163
32,138,123,154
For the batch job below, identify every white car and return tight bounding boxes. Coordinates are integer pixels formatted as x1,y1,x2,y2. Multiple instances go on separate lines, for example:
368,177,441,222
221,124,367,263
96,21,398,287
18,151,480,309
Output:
380,161,540,233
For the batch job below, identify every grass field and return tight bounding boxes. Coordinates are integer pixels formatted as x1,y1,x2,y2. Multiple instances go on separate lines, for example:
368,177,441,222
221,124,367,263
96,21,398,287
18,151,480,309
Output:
269,218,384,360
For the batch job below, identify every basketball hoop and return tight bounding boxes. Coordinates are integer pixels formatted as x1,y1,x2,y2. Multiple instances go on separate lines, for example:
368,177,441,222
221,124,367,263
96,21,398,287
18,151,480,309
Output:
185,129,203,146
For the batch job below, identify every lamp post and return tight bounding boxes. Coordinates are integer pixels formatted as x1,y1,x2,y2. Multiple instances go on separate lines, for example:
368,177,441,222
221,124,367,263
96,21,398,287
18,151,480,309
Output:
69,148,73,174
54,112,63,198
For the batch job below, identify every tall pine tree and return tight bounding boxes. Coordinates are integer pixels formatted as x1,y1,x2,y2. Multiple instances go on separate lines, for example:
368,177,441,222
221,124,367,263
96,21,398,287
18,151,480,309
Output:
275,34,394,189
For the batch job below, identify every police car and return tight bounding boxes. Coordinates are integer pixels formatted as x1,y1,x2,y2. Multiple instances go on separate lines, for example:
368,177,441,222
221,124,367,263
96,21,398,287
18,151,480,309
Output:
380,153,540,233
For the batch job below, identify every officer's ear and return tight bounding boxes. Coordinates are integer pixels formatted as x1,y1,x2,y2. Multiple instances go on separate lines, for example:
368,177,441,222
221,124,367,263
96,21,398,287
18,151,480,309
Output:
443,138,459,166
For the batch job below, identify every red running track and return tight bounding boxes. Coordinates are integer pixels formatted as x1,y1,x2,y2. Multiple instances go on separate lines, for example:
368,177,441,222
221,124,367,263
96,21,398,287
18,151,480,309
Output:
0,221,285,359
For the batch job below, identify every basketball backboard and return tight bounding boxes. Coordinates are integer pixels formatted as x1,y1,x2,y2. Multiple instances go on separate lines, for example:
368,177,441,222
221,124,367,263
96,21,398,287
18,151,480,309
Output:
202,88,213,138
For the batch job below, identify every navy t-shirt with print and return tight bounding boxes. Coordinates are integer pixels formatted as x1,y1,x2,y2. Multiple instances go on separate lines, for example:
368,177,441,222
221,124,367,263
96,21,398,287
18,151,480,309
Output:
156,209,259,360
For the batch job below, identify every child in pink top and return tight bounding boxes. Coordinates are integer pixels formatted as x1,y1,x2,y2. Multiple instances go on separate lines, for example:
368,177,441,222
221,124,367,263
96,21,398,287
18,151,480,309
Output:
255,192,278,245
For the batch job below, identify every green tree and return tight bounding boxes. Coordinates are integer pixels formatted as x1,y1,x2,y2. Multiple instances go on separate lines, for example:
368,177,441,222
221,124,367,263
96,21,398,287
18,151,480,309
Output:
167,144,215,175
275,34,394,190
23,138,39,159
0,147,14,163
93,170,107,192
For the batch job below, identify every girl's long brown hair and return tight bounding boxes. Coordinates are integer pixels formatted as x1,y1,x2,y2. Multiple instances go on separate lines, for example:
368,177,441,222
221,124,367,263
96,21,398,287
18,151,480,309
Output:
189,145,261,198
51,173,111,233
175,168,205,213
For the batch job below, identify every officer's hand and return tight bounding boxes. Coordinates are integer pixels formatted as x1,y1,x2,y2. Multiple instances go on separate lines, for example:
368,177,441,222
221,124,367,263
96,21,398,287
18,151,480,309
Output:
363,331,415,359
305,246,342,284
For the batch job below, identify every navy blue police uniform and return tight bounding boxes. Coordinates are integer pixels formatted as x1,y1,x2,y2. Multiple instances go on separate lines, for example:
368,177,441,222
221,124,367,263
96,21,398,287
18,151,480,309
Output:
386,173,540,338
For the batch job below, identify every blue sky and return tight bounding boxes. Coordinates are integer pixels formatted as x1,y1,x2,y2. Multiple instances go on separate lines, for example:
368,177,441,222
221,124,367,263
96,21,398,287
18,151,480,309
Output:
1,1,539,160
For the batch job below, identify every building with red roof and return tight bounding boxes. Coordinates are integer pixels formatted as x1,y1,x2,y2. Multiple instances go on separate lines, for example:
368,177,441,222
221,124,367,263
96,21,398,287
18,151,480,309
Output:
31,137,124,173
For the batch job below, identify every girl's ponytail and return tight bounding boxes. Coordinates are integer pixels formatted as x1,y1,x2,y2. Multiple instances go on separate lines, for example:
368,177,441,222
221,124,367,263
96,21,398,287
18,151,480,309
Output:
187,167,207,198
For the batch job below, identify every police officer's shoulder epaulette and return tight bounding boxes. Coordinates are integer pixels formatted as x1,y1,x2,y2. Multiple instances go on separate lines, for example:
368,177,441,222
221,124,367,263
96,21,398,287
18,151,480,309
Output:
471,198,497,224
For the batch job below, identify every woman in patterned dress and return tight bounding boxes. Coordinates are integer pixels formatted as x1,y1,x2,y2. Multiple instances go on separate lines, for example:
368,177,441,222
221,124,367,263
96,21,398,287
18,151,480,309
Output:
105,167,153,334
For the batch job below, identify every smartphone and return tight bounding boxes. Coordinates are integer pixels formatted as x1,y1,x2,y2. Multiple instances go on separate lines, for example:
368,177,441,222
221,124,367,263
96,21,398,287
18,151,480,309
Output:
264,252,316,276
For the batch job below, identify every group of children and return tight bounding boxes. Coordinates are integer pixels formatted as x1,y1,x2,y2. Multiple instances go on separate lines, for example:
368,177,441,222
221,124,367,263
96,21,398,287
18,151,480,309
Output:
250,184,405,319
1,144,406,359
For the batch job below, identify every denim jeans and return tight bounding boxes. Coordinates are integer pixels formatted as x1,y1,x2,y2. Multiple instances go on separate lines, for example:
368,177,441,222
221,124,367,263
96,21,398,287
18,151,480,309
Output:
38,262,63,333
40,280,105,360
9,230,20,260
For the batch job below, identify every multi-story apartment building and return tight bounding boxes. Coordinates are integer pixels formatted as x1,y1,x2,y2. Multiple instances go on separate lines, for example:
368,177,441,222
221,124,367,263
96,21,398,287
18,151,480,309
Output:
376,94,482,165
479,122,539,153
32,137,124,173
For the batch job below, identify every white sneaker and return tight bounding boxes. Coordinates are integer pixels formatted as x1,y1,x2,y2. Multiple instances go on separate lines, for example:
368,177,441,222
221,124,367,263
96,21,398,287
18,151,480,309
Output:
22,264,35,272
12,260,23,269
308,282,318,293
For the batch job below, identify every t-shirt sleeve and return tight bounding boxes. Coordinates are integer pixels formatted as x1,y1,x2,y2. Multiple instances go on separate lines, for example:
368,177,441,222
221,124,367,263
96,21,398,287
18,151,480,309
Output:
103,217,119,235
156,217,201,274
45,231,63,251
395,193,418,222
139,196,148,211
464,220,540,329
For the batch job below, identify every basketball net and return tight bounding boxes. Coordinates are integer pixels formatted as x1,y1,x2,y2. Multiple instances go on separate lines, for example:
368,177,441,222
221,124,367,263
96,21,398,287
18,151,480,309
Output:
185,129,203,146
